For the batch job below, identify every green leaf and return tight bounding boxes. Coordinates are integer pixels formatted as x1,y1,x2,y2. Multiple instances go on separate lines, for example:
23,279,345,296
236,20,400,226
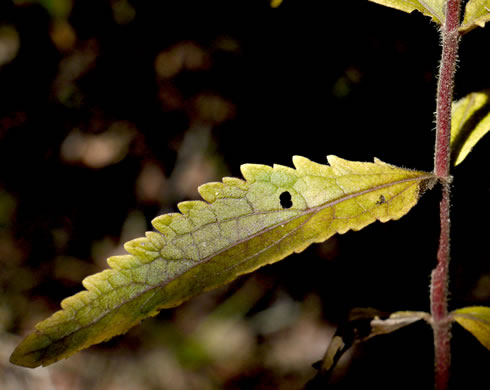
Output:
368,0,445,25
460,0,490,34
10,156,435,368
452,306,490,349
450,89,490,166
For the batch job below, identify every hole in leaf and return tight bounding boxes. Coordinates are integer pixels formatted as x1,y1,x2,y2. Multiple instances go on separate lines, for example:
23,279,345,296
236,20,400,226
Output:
279,191,293,209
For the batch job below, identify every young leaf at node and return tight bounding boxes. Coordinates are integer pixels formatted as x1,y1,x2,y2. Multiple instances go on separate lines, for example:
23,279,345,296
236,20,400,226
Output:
450,89,490,166
459,0,490,34
306,309,429,387
451,306,490,350
10,156,435,368
368,0,445,25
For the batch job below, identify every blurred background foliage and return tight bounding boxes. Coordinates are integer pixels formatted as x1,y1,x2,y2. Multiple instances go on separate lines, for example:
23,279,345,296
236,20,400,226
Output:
0,0,489,389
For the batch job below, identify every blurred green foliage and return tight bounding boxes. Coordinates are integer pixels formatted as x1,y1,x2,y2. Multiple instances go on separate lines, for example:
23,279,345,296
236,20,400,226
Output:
13,0,72,18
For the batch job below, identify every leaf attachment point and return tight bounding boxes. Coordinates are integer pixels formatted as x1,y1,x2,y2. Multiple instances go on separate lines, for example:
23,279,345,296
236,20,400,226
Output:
10,156,434,368
451,306,490,350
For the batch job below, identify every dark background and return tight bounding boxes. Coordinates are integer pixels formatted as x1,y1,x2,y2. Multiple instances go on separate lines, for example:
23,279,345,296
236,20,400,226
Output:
0,0,489,389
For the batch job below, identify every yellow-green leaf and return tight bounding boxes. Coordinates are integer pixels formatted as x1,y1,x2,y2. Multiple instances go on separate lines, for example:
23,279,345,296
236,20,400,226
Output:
452,306,490,349
270,0,283,8
450,89,490,166
10,156,435,368
460,0,490,34
368,0,445,25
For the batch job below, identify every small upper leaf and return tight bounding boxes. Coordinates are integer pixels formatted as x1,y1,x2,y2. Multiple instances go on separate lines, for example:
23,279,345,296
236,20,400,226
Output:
309,309,429,386
366,310,430,339
450,89,490,166
460,0,490,34
368,0,445,25
452,306,490,349
10,156,434,368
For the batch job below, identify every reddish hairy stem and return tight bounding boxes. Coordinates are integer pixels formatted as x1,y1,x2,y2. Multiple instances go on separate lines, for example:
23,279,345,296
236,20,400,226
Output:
434,0,462,178
431,1,462,389
431,184,452,390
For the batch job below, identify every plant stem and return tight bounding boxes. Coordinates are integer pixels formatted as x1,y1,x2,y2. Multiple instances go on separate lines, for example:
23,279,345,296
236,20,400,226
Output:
431,0,462,389
431,184,452,390
434,0,462,178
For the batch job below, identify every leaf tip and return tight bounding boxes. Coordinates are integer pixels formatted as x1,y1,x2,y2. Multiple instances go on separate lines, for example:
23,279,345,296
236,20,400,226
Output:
325,155,340,165
10,331,51,368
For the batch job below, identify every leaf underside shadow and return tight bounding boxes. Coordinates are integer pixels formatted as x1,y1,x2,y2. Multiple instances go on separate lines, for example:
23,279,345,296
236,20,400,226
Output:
10,155,435,368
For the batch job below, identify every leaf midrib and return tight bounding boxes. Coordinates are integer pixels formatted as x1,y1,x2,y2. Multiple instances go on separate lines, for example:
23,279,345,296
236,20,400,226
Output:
454,313,490,327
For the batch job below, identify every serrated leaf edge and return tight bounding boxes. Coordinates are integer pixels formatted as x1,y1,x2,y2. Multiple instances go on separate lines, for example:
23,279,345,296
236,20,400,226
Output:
10,156,435,367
